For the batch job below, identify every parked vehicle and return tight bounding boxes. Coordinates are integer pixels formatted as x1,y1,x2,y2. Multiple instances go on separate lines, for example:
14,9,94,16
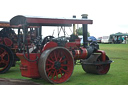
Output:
80,36,97,44
101,36,112,43
97,37,102,43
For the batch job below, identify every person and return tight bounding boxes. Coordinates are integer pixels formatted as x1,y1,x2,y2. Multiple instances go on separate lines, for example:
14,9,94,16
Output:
126,37,128,44
112,37,115,44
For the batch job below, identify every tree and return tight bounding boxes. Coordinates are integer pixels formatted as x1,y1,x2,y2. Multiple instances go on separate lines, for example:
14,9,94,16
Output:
76,27,90,37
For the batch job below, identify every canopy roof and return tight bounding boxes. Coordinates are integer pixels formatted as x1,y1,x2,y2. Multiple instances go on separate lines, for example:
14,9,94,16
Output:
0,21,40,28
110,32,128,36
10,15,93,26
0,21,10,27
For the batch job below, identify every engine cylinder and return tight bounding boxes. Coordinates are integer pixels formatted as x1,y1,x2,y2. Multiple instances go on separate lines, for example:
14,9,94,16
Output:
73,47,88,59
73,44,98,60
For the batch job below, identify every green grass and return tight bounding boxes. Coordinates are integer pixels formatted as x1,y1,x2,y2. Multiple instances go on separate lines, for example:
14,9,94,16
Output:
0,44,128,85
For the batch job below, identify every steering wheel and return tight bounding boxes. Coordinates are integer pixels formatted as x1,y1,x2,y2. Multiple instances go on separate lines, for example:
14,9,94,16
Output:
41,36,54,48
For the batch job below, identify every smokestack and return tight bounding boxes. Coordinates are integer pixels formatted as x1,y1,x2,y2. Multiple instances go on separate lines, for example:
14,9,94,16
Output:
73,15,76,35
81,14,88,47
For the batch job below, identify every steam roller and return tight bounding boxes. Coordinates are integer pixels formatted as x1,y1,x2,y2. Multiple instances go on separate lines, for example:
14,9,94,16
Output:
9,14,112,84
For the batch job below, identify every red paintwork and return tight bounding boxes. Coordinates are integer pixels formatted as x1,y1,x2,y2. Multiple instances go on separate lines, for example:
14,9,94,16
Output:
65,39,81,49
75,39,81,47
16,53,41,78
65,42,77,49
27,18,93,24
4,38,13,46
96,50,106,61
65,39,88,59
42,41,58,52
73,47,88,59
16,41,57,78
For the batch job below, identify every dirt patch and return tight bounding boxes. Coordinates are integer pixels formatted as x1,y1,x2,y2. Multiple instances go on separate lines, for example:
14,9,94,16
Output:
0,78,42,85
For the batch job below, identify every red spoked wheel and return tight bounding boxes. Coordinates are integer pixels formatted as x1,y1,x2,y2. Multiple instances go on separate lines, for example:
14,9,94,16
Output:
82,55,110,75
38,47,74,84
0,45,14,73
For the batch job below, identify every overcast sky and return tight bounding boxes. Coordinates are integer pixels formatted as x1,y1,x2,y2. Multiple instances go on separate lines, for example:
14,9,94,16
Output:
0,0,128,38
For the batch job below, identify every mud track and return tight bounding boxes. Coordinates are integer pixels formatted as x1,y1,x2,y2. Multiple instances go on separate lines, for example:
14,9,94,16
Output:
0,78,42,85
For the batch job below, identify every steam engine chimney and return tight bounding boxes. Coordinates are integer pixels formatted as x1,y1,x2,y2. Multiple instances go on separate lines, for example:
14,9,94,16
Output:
73,15,76,35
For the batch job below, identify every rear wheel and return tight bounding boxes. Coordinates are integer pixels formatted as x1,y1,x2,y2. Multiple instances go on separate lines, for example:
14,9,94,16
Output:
38,47,74,84
0,45,14,73
82,55,110,75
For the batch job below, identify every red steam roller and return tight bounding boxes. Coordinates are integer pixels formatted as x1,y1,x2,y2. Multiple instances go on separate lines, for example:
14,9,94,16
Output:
9,14,112,84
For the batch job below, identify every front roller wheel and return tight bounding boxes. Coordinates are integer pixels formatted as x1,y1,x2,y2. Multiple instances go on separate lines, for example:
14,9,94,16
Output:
0,45,14,73
82,55,110,75
38,47,74,84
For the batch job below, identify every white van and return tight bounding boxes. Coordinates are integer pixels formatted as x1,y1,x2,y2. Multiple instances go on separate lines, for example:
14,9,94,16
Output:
101,36,112,43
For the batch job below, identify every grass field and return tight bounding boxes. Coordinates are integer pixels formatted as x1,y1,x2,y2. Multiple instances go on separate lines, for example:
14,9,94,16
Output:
0,44,128,85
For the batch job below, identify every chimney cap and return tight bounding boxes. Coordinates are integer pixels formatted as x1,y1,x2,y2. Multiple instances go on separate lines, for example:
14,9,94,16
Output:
81,14,88,18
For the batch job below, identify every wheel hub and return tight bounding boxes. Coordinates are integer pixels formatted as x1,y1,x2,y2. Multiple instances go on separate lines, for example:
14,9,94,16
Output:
54,61,61,69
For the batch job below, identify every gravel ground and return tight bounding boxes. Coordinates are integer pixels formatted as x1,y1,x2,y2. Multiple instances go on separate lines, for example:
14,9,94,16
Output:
0,78,42,85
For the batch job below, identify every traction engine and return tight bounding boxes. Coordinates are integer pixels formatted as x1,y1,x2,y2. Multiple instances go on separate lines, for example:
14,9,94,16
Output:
10,15,112,84
0,21,19,73
0,21,40,73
